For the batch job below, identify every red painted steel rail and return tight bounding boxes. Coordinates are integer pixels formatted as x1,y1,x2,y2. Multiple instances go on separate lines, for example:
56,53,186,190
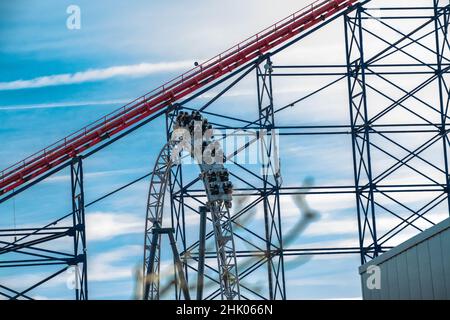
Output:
0,0,356,196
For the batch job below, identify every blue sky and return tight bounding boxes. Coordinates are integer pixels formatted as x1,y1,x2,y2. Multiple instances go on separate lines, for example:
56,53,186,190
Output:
0,0,446,300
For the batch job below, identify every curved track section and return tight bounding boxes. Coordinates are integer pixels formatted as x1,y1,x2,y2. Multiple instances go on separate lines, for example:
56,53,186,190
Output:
143,144,172,300
143,111,240,300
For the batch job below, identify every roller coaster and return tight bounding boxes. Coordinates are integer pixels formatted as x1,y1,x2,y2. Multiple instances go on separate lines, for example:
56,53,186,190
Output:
143,111,239,300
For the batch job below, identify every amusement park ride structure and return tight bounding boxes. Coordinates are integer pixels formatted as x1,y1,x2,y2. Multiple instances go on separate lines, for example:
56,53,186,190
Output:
1,0,450,300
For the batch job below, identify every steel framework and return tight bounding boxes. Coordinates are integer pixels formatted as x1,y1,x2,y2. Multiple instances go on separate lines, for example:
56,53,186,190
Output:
1,0,450,300
345,1,450,263
0,157,87,300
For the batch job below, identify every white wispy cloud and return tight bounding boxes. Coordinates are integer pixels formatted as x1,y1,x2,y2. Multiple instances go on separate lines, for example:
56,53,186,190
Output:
0,270,69,294
0,99,130,111
86,211,144,242
89,245,141,282
43,168,147,184
0,61,193,91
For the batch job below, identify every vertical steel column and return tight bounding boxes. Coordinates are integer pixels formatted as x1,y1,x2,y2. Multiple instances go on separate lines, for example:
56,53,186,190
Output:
434,0,450,214
167,229,191,300
70,157,88,300
256,57,286,299
143,231,159,299
145,226,191,300
344,6,380,264
196,206,207,300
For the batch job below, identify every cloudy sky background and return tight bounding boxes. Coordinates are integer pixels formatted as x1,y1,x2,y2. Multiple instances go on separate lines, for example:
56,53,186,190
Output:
0,0,447,299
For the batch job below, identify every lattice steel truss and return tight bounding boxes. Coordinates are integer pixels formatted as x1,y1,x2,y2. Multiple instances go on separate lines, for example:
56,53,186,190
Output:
0,157,87,300
345,1,450,263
